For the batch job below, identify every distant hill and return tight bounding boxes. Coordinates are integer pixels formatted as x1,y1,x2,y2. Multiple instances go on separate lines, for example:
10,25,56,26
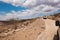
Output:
43,13,60,21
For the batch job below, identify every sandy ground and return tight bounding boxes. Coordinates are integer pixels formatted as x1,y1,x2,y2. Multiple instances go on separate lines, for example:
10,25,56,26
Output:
0,18,59,40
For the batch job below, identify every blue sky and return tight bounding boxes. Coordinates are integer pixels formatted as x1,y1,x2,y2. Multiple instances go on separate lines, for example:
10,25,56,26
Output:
0,1,28,14
0,0,60,20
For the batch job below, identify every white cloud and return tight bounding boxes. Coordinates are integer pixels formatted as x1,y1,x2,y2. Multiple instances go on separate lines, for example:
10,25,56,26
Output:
1,0,60,7
1,0,60,9
23,0,37,7
41,5,57,12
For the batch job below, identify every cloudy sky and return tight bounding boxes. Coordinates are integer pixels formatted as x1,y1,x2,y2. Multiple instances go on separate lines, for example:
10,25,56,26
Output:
0,0,60,20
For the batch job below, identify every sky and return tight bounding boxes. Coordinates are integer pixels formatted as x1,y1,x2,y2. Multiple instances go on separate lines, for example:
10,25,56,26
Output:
0,0,60,21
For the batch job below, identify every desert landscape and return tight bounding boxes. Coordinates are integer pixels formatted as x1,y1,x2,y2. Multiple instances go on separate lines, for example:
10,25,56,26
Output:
0,13,60,40
0,0,60,40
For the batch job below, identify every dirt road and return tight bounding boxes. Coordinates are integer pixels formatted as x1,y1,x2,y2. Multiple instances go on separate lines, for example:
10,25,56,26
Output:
37,19,58,40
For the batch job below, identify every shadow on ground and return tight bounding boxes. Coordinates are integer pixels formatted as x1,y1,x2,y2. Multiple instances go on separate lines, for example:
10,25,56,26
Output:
53,35,59,40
